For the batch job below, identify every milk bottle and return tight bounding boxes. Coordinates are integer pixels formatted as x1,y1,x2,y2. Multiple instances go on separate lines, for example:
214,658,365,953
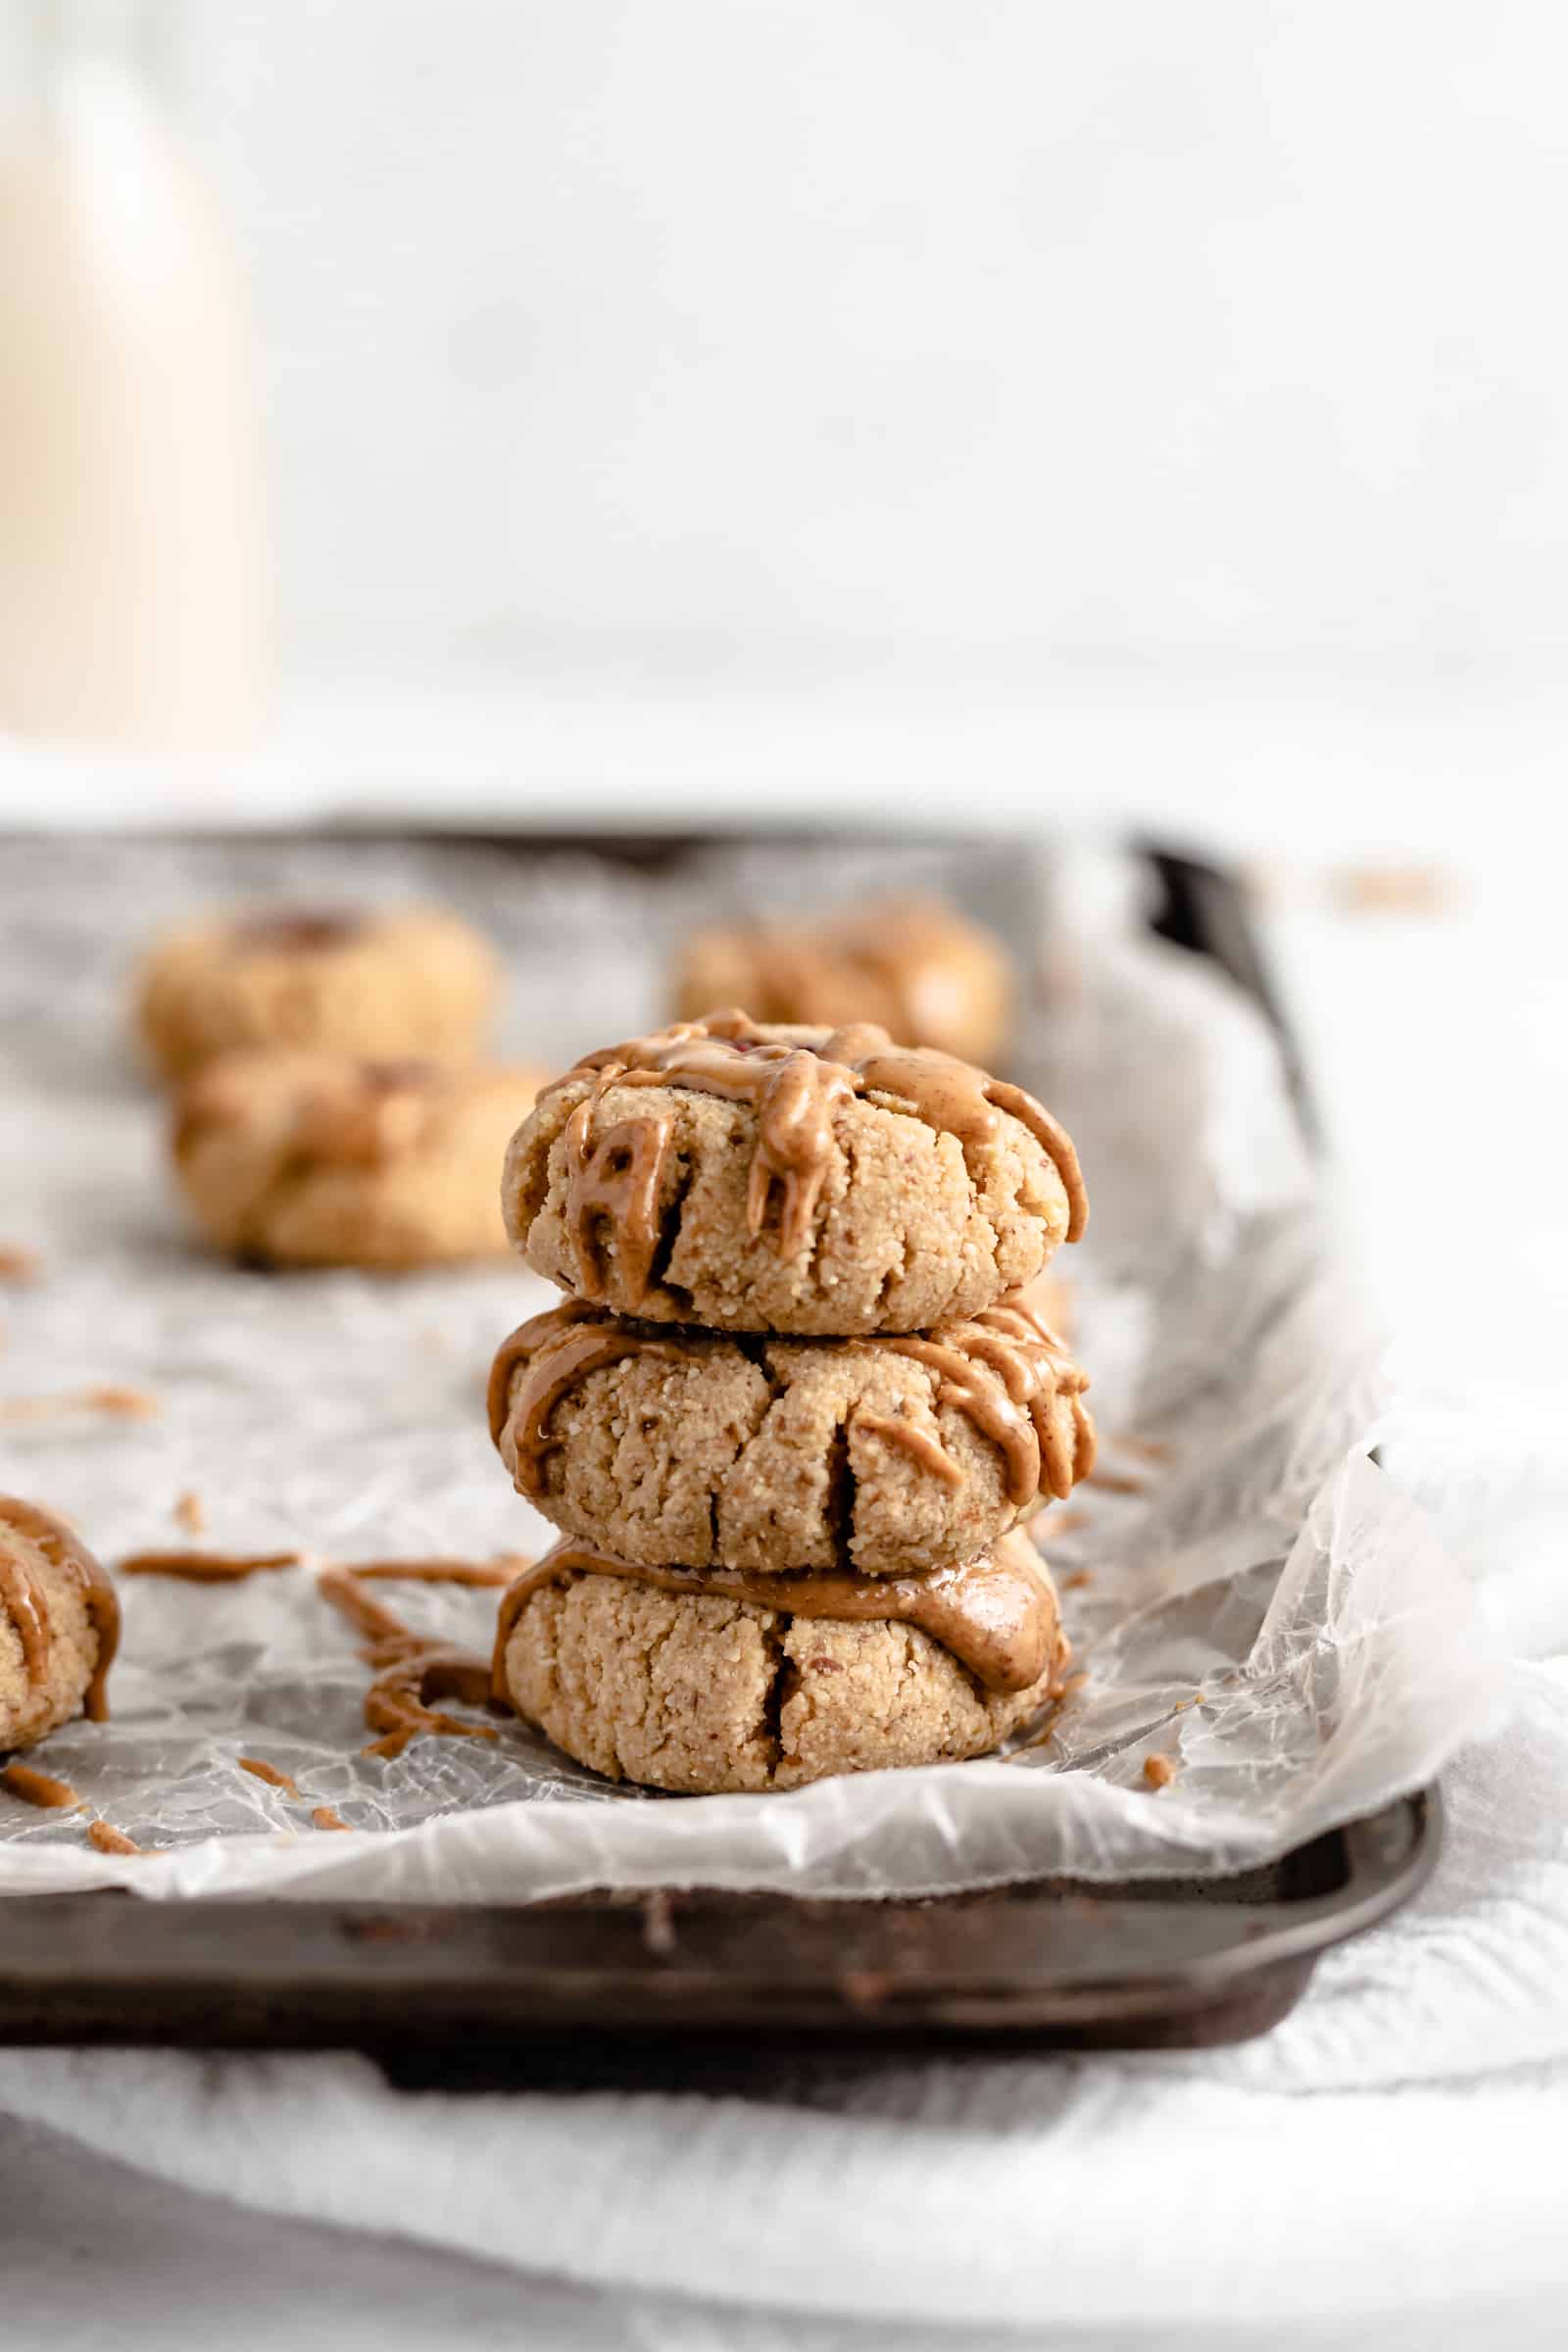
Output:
0,2,266,751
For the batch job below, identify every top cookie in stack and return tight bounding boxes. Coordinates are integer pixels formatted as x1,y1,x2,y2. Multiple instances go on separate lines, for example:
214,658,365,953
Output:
489,1011,1091,1793
502,1009,1085,1335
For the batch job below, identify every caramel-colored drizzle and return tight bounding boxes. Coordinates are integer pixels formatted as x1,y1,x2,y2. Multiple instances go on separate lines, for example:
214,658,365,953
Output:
492,1533,1060,1698
0,1385,158,1423
121,1548,303,1582
0,1496,121,1722
318,1564,504,1761
1,1762,79,1809
318,1564,409,1646
487,1303,681,1492
87,1820,142,1855
346,1558,522,1588
238,1756,301,1797
550,1012,1086,1289
869,1298,1096,1506
849,1047,1087,1248
854,1413,966,1488
363,1647,498,1761
562,1105,674,1304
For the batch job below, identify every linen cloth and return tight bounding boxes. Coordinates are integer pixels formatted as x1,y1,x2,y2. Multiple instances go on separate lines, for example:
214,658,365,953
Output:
2,1658,1566,2346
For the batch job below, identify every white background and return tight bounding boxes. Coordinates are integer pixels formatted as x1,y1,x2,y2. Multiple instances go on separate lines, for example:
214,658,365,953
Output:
171,1,1568,692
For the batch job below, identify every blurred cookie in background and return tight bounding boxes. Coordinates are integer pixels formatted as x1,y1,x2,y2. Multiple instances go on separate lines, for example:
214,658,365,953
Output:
671,896,1013,1062
136,904,501,1081
172,1051,545,1269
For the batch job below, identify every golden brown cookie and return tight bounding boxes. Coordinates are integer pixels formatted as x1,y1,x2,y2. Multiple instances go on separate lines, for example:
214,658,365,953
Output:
488,1295,1094,1576
494,1532,1066,1791
673,896,1013,1063
172,1051,545,1268
136,904,500,1080
0,1496,119,1752
503,1011,1087,1336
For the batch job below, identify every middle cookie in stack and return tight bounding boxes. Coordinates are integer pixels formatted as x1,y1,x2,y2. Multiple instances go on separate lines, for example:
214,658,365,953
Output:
487,1010,1093,1793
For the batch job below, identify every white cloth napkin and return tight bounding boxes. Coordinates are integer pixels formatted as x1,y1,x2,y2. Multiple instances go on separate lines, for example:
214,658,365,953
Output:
3,1658,1567,2347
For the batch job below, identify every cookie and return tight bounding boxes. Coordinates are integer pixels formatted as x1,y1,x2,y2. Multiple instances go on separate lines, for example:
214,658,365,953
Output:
673,896,1013,1063
489,1294,1094,1576
494,1532,1066,1792
503,1011,1087,1335
172,1050,545,1268
136,903,500,1080
0,1497,119,1751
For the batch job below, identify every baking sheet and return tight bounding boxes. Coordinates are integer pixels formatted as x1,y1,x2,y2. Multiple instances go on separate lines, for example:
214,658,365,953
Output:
0,831,1505,1898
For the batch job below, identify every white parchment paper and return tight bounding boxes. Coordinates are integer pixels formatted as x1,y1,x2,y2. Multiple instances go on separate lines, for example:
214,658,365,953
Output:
0,832,1505,1898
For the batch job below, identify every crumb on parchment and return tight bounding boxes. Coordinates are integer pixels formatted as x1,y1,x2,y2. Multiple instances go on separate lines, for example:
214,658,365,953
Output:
0,1384,159,1424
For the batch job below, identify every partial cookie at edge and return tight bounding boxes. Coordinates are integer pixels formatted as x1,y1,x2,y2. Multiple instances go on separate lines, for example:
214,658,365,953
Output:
0,1497,119,1753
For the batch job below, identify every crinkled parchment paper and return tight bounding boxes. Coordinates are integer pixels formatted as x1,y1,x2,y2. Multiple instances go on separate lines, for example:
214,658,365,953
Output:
0,832,1505,1898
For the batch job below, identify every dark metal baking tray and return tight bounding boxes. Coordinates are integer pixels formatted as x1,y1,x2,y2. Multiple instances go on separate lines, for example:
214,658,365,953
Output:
0,1789,1437,2069
0,835,1439,2061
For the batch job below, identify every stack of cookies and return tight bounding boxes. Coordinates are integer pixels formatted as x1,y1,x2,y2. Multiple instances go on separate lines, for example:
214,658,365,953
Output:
487,1010,1094,1794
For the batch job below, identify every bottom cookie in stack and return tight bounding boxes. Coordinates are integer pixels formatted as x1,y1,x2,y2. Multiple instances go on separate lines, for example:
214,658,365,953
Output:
491,1529,1066,1793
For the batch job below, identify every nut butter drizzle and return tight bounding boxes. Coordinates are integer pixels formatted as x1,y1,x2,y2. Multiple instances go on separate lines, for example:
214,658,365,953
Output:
492,1532,1061,1698
348,1558,520,1588
121,1548,303,1582
87,1819,142,1854
487,1301,682,1494
546,1012,1086,1297
317,1563,508,1760
562,1105,674,1302
0,1495,121,1722
0,1762,80,1808
490,1297,1095,1511
363,1647,498,1761
864,1298,1097,1505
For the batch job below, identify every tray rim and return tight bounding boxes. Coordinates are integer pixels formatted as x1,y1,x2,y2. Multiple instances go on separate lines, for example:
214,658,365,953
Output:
0,1788,1441,2057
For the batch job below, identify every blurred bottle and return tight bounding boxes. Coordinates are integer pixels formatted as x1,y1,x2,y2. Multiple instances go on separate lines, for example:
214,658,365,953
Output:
0,0,265,753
